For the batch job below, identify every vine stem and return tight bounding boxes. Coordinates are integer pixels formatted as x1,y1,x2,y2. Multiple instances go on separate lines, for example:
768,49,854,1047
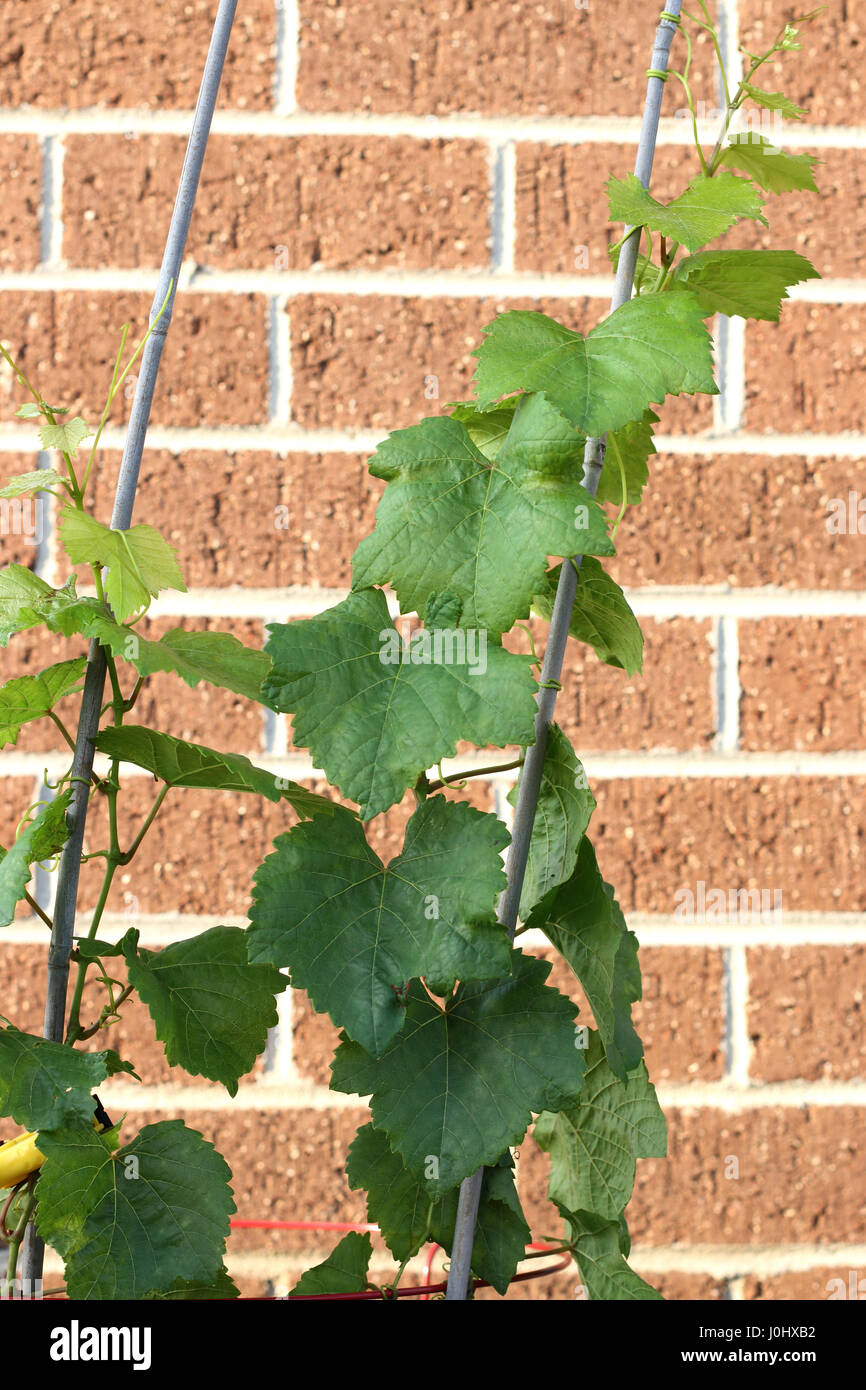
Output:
444,0,684,1301
20,0,240,1288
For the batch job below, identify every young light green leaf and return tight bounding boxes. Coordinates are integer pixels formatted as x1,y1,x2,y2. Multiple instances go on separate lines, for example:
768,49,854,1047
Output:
93,725,338,820
740,83,807,119
718,134,820,194
595,410,658,508
35,1119,235,1300
331,950,585,1197
347,1125,529,1294
534,1029,666,1221
263,588,537,819
563,1208,663,1300
122,926,287,1096
290,1232,373,1297
38,417,93,456
473,296,717,438
58,507,186,621
449,398,519,461
508,723,596,923
352,395,612,634
14,402,42,420
672,248,820,321
534,558,644,676
0,1023,108,1130
0,565,53,646
248,796,511,1056
0,791,71,927
528,836,642,1079
42,583,275,706
606,170,767,252
0,657,86,748
0,470,64,498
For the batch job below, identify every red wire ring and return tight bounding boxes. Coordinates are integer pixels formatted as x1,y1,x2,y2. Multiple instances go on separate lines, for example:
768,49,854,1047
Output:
229,1219,570,1299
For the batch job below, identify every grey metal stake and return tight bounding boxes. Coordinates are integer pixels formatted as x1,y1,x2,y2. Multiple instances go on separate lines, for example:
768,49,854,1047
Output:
21,0,239,1288
445,0,684,1301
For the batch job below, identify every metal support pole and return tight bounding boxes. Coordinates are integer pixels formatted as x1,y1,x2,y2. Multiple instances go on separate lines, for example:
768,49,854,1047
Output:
21,0,239,1289
445,0,684,1300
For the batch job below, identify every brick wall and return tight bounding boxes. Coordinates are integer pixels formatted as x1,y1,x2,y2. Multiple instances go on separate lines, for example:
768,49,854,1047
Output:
1,0,864,1300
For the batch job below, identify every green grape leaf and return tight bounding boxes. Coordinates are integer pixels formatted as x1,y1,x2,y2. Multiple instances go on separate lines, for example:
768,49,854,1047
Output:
101,1048,140,1081
606,170,767,252
248,796,511,1056
0,470,65,498
0,658,86,748
121,925,287,1096
262,588,537,819
35,1119,235,1300
718,134,820,194
534,558,644,675
58,508,186,621
564,1208,663,1300
290,1232,373,1297
331,949,585,1197
473,296,717,438
449,398,519,461
0,565,53,646
347,1124,529,1294
42,583,275,706
352,395,613,634
528,836,642,1079
0,791,71,927
508,723,596,923
740,84,807,119
595,410,658,508
534,1029,666,1220
144,1266,239,1299
38,417,92,456
92,725,337,820
14,402,42,419
672,248,821,321
0,1023,108,1130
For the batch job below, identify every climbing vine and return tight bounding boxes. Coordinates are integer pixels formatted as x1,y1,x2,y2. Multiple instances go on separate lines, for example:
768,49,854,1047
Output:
0,3,821,1300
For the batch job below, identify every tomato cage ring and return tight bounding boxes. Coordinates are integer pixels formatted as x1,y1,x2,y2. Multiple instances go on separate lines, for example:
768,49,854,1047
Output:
229,1219,571,1300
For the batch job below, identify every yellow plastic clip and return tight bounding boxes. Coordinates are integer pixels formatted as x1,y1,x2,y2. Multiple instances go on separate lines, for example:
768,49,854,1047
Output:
0,1131,45,1189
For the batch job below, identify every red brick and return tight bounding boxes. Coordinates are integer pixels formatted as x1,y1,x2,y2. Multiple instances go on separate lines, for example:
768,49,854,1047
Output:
738,1,866,126
0,135,41,271
744,305,866,434
0,0,275,110
741,1268,866,1301
76,447,384,590
551,618,716,753
590,777,866,914
297,0,720,118
64,134,490,271
541,945,725,1084
748,947,866,1083
76,782,291,917
515,142,702,275
606,454,866,592
518,1106,866,1245
289,293,714,434
740,619,866,752
0,291,269,429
